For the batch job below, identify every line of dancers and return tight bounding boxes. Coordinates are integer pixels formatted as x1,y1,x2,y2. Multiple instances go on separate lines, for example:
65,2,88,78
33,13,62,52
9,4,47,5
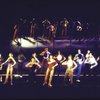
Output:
13,18,91,42
0,48,99,87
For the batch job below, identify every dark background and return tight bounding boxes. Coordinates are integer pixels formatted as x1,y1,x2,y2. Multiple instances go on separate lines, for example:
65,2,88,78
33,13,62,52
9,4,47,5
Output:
0,0,100,53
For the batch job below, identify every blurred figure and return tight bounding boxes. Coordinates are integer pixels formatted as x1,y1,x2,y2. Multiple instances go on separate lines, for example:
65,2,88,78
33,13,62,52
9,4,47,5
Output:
17,53,26,78
74,49,85,82
62,55,77,84
2,53,16,85
60,18,69,36
25,53,41,72
42,19,51,39
29,18,37,38
25,53,41,84
43,55,58,87
76,21,82,32
54,51,66,76
40,48,51,73
13,23,19,40
29,22,37,38
75,21,83,40
0,54,3,82
84,52,98,76
47,24,56,40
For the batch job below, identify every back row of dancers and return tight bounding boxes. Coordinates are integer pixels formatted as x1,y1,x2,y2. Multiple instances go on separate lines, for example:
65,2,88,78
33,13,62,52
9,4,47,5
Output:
0,48,99,87
13,18,91,41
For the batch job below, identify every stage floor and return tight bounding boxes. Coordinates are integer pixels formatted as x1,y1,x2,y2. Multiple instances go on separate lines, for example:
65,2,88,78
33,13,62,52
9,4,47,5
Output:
10,37,100,51
1,75,100,99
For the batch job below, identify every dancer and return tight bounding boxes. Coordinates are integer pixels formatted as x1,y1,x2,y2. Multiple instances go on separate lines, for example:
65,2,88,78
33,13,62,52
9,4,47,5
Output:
54,51,66,76
2,53,16,85
60,18,69,36
29,22,37,38
42,19,51,39
84,52,98,75
62,55,77,84
40,48,51,73
17,53,26,78
13,24,19,40
25,53,41,84
47,24,56,40
74,49,85,82
83,50,91,75
25,53,41,72
43,55,58,87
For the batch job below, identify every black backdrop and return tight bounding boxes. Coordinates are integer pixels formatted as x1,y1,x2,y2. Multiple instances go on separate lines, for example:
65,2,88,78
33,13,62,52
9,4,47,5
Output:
0,0,100,54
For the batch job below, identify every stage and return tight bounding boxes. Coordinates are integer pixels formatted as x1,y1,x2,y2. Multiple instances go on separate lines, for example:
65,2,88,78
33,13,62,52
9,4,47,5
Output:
0,74,100,99
0,0,100,99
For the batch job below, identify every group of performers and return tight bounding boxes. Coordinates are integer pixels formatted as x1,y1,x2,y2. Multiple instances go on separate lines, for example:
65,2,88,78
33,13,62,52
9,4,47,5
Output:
0,48,99,87
13,18,91,42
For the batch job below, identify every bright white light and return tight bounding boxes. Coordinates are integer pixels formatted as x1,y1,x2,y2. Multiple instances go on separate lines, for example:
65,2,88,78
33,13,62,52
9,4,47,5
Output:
11,37,46,48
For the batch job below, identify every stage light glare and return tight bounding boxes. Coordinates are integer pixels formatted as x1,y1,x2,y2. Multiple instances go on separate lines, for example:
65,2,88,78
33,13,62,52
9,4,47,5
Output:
11,37,45,49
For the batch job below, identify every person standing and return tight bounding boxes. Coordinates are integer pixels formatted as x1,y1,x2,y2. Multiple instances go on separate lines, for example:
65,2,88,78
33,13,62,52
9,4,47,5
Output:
74,49,85,82
60,18,69,37
17,53,26,78
62,55,77,84
40,48,51,73
2,53,16,85
43,55,58,87
54,51,66,76
84,52,98,76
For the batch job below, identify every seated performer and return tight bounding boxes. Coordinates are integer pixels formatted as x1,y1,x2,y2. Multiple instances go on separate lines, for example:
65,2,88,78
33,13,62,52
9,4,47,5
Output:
43,55,58,87
25,53,41,73
2,53,16,85
62,55,77,84
25,53,41,84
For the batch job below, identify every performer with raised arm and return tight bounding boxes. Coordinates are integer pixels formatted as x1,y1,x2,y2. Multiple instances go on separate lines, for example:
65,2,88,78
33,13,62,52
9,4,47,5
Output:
2,53,16,85
54,51,66,76
62,55,77,84
25,53,41,73
75,20,83,40
25,53,41,84
76,21,82,32
74,49,85,82
40,48,51,73
43,55,58,87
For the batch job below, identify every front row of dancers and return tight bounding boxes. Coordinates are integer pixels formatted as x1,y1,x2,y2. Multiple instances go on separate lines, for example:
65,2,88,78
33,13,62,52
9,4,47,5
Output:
0,48,98,87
